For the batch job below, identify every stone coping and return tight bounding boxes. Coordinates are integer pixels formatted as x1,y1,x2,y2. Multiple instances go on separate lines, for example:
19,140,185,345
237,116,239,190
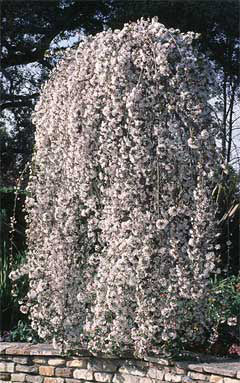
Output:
0,342,239,377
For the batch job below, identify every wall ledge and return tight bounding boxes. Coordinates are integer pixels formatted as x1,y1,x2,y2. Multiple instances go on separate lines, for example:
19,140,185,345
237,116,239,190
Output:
0,342,239,383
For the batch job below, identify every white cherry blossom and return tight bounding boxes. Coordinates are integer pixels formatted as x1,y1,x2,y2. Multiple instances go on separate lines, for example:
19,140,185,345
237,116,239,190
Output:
13,18,221,356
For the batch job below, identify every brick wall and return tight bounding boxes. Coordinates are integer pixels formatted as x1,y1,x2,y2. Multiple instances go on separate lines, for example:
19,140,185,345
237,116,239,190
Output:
0,343,239,383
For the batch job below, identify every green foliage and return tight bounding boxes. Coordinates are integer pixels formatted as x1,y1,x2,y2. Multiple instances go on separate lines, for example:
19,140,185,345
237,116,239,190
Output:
213,166,240,276
9,320,42,343
209,275,240,324
0,186,28,334
0,187,29,195
206,275,240,355
0,246,29,334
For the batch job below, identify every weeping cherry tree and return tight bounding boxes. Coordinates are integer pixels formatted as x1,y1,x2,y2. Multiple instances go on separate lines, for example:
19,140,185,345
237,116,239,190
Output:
11,18,221,355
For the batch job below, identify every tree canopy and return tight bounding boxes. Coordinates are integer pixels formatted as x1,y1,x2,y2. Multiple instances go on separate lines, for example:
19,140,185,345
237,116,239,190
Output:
18,18,221,354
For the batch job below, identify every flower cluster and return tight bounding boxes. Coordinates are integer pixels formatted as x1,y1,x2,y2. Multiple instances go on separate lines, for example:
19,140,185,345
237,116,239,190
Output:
16,18,221,355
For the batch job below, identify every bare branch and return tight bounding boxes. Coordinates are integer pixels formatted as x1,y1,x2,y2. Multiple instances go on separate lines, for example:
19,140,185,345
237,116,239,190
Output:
0,93,39,111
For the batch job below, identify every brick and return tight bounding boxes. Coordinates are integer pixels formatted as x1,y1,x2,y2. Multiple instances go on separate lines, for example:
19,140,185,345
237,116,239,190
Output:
175,362,192,369
11,373,26,382
164,367,172,373
165,373,182,382
44,379,64,383
39,366,55,376
0,362,14,373
188,364,204,373
190,381,207,383
113,373,140,383
119,364,146,377
224,379,240,383
147,367,164,380
87,358,119,372
205,367,237,378
55,367,72,377
175,367,186,374
182,378,193,383
188,372,209,381
210,376,224,383
15,364,38,373
65,380,81,383
13,357,29,365
48,359,66,366
94,372,113,382
26,375,43,383
73,368,93,380
0,373,11,381
4,345,30,355
66,359,87,368
0,345,11,354
139,378,155,383
33,358,48,365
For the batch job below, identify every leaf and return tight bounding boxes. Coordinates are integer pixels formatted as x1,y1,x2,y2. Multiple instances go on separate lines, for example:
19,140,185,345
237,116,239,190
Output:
218,212,229,224
228,203,239,218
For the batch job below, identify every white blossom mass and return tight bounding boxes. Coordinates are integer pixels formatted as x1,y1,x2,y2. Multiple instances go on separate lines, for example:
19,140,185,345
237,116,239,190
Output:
17,18,221,355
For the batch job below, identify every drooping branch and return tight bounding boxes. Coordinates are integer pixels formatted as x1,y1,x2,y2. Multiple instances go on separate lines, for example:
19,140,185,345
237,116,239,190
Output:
0,93,39,111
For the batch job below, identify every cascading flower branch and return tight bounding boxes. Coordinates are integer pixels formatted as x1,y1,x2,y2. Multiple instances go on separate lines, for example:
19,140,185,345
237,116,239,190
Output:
15,18,222,355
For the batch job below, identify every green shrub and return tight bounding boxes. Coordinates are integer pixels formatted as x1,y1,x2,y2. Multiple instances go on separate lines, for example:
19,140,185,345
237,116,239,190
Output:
209,275,240,325
9,320,43,343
